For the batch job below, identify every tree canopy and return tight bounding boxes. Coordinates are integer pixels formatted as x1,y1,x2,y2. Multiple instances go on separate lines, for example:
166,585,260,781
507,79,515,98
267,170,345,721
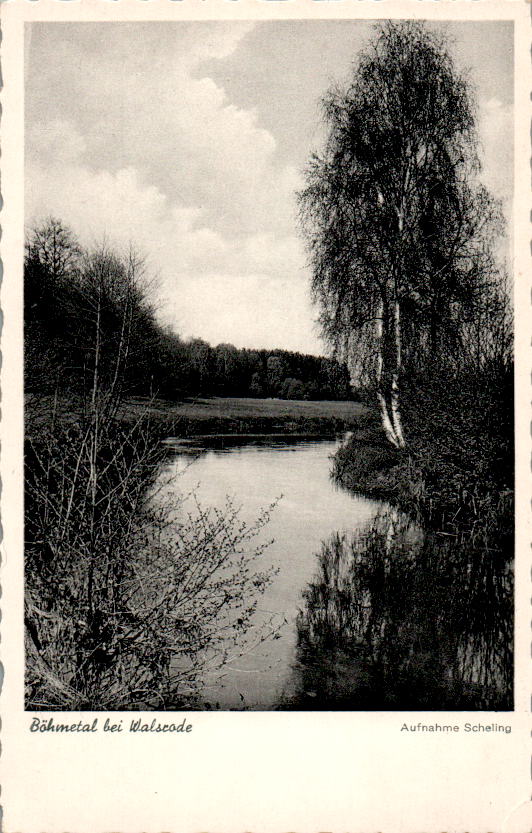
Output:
299,21,504,447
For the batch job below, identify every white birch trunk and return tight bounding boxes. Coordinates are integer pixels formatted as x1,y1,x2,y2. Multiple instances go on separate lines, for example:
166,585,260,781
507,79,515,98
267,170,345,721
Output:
387,202,407,450
390,299,406,448
375,298,400,448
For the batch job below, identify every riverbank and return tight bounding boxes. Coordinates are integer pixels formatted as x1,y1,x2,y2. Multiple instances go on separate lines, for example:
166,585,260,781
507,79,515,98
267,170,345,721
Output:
120,395,370,439
25,384,513,711
28,392,314,710
25,393,371,441
331,370,513,708
333,417,513,556
324,372,514,710
333,367,513,538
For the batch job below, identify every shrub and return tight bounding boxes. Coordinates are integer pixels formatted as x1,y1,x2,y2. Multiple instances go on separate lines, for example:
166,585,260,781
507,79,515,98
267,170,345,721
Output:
25,411,278,710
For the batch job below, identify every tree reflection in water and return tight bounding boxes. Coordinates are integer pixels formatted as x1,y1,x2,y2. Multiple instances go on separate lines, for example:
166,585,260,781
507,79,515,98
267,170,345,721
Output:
282,514,512,710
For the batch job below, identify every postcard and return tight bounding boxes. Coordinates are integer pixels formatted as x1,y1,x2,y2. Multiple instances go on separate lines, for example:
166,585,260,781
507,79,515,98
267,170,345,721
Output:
1,0,530,830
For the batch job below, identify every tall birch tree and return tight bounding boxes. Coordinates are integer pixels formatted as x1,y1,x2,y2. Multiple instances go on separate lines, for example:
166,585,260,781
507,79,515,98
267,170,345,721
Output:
299,21,500,448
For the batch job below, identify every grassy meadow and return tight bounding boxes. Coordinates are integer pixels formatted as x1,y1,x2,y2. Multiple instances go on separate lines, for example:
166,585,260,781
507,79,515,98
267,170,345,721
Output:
26,393,370,442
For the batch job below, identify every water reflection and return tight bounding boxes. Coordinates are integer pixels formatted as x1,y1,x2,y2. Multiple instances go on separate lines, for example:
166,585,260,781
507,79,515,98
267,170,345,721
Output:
154,435,512,710
154,435,383,709
282,514,512,710
162,433,338,454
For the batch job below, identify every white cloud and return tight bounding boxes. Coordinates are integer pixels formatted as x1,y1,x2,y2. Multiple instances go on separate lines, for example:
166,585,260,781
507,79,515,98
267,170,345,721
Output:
26,18,513,358
25,24,321,353
26,117,313,352
163,271,319,353
26,23,300,238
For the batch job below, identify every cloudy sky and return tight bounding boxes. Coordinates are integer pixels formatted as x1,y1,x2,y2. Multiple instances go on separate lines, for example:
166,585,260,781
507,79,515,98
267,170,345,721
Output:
25,20,513,355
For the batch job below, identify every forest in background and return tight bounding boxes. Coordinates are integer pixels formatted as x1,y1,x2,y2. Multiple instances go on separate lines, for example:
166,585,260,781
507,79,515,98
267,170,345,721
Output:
24,217,352,405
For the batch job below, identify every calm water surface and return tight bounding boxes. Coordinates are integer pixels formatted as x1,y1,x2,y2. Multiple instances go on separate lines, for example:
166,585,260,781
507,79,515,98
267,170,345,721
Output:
156,435,383,709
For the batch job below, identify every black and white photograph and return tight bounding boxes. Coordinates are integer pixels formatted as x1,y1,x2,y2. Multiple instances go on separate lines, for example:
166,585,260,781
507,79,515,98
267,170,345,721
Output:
3,1,531,830
23,17,514,713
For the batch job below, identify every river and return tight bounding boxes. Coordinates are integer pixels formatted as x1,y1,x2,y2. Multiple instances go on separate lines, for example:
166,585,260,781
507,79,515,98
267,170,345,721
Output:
153,434,512,711
155,434,383,709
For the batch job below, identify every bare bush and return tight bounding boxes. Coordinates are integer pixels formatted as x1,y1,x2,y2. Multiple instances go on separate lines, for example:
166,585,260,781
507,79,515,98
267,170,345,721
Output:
25,409,279,710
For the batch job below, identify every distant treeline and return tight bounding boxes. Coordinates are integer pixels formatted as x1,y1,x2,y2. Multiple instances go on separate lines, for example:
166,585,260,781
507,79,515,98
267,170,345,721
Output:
24,217,351,401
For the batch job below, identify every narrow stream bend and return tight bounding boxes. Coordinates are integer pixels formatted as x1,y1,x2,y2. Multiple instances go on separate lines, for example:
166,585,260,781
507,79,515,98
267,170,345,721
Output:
152,434,512,711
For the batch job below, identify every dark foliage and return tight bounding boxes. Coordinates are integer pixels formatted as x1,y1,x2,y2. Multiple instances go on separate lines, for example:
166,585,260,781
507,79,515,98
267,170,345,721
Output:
24,217,351,403
284,518,512,711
